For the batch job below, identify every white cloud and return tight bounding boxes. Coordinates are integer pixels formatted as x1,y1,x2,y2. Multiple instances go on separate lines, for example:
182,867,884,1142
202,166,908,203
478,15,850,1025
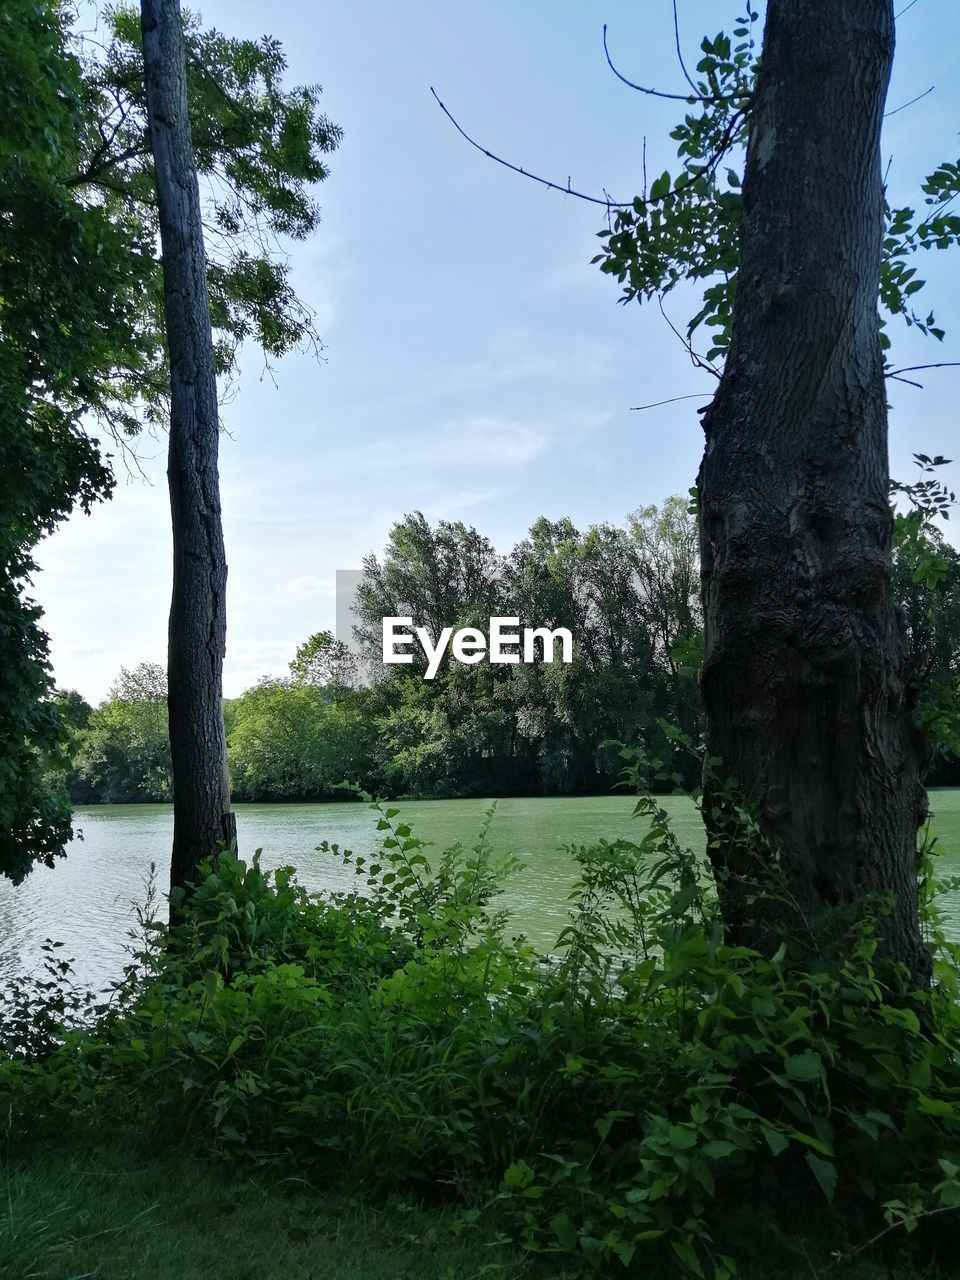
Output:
419,486,512,520
433,418,547,466
281,575,334,600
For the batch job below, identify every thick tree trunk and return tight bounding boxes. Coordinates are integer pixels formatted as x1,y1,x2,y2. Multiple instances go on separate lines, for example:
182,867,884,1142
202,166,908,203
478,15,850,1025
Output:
141,0,236,900
697,0,930,982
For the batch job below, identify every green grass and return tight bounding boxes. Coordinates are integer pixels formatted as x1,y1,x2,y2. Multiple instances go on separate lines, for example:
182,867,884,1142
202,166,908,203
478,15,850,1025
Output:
0,1137,949,1280
0,1140,534,1280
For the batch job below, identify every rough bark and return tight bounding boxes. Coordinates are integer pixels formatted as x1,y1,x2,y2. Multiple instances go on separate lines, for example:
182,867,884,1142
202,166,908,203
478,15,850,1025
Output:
697,0,930,982
141,0,236,900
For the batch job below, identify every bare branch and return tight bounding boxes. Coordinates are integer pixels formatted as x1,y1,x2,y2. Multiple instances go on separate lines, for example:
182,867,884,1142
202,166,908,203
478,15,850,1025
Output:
672,0,700,98
630,392,713,411
887,361,960,378
430,88,747,214
602,24,750,104
843,1201,960,1263
657,294,722,379
884,84,934,118
429,87,629,208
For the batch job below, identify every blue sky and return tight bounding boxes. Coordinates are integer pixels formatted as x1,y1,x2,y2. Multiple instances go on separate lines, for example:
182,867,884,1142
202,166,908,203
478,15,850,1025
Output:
35,0,960,701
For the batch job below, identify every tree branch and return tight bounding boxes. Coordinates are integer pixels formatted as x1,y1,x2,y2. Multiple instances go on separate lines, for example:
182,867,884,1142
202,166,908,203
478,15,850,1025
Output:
630,392,713,411
430,88,746,213
671,0,700,98
888,361,960,378
602,24,751,104
843,1201,960,1263
65,141,150,188
429,87,629,208
884,84,934,118
657,294,722,379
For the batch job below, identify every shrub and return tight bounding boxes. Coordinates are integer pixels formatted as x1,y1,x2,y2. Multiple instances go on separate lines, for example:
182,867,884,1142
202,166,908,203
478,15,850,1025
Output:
4,800,960,1277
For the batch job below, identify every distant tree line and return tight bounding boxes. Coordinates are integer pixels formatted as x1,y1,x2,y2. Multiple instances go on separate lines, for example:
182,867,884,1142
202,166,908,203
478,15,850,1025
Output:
54,499,960,805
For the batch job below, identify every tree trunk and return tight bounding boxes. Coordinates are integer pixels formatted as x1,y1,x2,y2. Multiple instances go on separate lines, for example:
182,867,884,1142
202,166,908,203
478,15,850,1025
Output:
697,0,930,982
141,0,236,902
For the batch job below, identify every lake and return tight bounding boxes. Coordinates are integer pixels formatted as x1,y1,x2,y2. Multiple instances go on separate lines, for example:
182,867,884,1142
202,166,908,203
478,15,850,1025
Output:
3,791,960,991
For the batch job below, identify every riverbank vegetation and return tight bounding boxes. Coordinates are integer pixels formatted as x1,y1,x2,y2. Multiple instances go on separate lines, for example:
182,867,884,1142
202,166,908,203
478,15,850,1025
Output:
4,798,960,1278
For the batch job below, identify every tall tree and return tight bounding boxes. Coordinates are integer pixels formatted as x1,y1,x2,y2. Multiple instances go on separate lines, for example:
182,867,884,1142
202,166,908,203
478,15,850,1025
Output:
68,665,172,804
355,513,504,670
1,0,339,882
695,0,928,976
587,3,960,979
140,0,236,892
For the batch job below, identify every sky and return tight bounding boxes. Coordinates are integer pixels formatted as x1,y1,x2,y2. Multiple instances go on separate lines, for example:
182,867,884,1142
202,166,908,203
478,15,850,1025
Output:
34,0,960,703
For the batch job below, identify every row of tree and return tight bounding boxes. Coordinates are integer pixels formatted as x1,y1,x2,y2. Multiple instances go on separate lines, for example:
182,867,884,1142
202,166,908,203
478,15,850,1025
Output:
57,499,699,801
55,499,960,806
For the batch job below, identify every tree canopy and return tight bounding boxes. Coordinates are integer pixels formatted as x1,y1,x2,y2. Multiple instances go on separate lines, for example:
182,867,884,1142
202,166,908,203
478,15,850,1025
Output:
0,0,340,882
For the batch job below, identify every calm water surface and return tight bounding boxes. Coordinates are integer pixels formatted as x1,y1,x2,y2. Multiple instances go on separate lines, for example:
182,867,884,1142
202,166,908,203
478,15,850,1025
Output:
3,793,959,990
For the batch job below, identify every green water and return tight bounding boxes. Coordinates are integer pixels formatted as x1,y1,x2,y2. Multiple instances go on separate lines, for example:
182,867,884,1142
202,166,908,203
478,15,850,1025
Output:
2,792,959,990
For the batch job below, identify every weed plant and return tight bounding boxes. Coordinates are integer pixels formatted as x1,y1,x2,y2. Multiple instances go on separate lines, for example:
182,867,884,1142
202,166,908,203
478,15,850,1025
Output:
3,798,960,1278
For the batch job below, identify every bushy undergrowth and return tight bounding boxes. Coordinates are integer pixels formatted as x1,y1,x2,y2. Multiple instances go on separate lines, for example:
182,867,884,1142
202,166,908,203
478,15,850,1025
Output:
4,801,960,1278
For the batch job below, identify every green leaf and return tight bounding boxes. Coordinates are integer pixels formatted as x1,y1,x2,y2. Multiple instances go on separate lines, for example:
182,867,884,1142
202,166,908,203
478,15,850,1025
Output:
918,1093,955,1117
671,1236,705,1277
503,1160,534,1189
784,1052,823,1082
703,1139,737,1159
762,1126,789,1157
806,1153,837,1203
202,970,223,999
550,1213,578,1251
667,1124,699,1150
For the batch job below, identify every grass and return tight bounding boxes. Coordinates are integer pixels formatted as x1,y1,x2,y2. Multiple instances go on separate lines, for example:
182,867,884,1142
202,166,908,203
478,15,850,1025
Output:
0,1139,533,1280
0,1137,950,1280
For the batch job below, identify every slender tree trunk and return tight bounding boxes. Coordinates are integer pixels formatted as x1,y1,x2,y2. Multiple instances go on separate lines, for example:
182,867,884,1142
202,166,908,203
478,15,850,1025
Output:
697,0,930,982
141,0,236,903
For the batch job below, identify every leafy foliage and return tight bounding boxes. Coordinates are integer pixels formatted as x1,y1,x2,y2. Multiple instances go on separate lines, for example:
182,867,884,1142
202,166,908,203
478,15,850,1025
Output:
0,0,128,880
593,11,759,366
881,163,960,348
72,5,342,410
5,796,960,1278
227,678,377,802
58,492,960,806
289,629,359,692
67,663,172,803
356,500,704,797
594,6,960,366
892,458,960,773
0,0,340,878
